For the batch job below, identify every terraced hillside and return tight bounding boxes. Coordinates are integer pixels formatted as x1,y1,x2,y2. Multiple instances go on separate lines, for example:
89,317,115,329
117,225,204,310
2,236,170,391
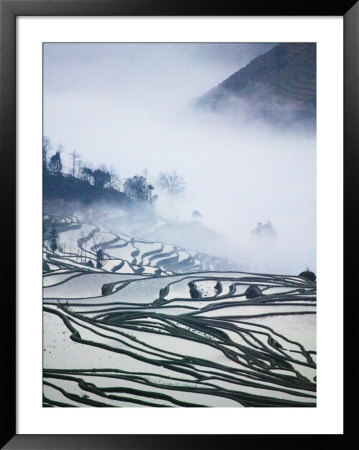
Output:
43,211,316,407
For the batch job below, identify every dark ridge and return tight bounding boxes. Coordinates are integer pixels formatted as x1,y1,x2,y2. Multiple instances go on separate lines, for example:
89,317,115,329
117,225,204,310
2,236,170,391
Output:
198,43,316,124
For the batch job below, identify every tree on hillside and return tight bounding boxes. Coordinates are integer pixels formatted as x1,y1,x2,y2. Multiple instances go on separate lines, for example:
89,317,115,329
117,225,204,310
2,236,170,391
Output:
93,168,111,189
76,159,83,178
48,151,63,175
123,175,150,201
49,224,59,252
109,166,121,190
148,184,154,202
158,171,186,198
42,136,52,170
81,165,94,183
68,150,81,177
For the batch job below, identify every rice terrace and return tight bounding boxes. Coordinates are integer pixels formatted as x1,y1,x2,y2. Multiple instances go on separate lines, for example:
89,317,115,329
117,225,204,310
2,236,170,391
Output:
43,42,317,408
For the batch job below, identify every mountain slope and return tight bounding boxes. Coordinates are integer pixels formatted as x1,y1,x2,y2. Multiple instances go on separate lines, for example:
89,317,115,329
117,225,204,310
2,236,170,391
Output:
198,43,316,124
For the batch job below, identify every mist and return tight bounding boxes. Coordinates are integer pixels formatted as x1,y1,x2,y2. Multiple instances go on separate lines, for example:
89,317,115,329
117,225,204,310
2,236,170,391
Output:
43,43,316,275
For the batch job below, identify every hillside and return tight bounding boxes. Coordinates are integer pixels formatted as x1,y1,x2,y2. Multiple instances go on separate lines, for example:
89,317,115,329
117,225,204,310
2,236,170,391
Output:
43,169,130,207
198,43,316,124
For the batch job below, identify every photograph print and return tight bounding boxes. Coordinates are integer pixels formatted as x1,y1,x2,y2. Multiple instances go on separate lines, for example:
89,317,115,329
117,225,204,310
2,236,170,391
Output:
42,42,316,407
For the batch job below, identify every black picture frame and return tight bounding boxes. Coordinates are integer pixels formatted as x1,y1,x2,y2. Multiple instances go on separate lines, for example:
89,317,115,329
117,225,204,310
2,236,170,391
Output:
1,1,356,448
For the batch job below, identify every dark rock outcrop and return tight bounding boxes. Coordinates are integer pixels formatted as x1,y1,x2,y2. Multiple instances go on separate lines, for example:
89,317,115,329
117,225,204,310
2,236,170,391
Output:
101,283,113,296
299,270,316,282
245,285,262,299
214,280,222,294
188,281,202,299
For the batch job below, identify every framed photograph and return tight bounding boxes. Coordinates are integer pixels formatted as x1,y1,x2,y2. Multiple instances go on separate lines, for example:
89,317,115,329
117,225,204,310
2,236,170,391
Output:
1,1,355,448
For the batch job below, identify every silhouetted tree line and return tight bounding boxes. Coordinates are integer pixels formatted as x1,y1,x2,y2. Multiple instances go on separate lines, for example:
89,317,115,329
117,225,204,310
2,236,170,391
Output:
43,137,115,190
43,136,186,206
42,137,153,206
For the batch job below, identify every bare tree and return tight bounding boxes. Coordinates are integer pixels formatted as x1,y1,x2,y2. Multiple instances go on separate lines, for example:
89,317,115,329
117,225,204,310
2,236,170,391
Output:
109,165,121,190
69,150,81,177
158,171,186,198
76,159,83,178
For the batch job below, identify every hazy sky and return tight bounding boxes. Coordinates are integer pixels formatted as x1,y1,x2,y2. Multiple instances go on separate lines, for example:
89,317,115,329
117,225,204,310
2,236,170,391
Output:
43,43,275,172
43,43,316,274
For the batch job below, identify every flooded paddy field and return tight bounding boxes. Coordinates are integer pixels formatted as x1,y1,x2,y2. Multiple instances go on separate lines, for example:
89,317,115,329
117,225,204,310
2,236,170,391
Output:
43,213,316,407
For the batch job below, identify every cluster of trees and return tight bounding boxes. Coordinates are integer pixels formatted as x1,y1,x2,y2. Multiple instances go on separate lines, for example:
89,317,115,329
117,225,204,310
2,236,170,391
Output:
123,175,154,202
123,171,185,202
251,221,276,238
43,136,187,203
43,137,118,190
